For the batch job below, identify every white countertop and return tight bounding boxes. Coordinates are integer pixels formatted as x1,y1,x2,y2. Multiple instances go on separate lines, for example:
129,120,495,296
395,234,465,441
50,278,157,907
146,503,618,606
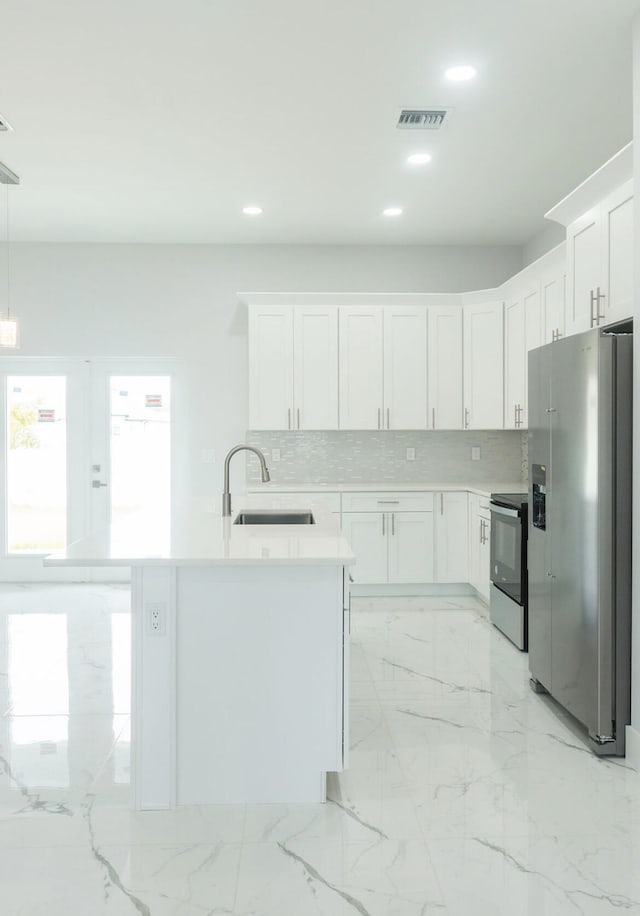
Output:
248,481,527,497
44,496,355,568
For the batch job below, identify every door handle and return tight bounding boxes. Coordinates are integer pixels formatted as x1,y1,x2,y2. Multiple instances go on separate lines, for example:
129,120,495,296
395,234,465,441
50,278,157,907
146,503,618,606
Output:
391,512,395,536
297,408,300,429
382,513,385,536
589,289,597,328
464,408,470,429
288,407,291,429
92,480,108,488
378,407,381,430
432,407,436,429
387,407,390,429
440,493,444,515
595,286,605,324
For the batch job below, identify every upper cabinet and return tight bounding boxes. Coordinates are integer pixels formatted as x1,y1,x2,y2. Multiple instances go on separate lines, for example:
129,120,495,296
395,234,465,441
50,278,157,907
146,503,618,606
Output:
338,306,384,429
339,305,428,430
463,302,504,430
249,304,338,430
546,144,633,335
566,180,633,334
428,305,463,429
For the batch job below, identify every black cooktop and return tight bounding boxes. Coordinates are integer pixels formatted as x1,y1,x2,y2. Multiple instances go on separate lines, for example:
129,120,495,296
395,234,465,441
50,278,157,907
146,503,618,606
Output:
491,492,528,510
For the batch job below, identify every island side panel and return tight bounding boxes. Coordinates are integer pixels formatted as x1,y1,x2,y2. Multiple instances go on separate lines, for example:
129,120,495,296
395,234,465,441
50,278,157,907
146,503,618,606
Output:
132,566,177,810
175,564,344,805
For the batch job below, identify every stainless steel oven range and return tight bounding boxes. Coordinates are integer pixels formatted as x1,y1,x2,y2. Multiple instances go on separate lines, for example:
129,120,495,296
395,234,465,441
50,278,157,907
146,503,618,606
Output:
489,492,528,650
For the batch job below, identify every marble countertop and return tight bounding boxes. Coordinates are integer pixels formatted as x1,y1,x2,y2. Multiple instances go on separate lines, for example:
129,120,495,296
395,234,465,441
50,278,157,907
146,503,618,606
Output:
44,495,355,568
248,481,528,497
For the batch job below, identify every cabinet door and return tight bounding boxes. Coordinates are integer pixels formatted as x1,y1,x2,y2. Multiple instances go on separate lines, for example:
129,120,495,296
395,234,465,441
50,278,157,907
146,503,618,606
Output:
600,180,633,325
477,517,491,603
293,307,338,430
387,511,435,583
428,305,463,429
339,307,384,429
463,302,504,429
248,307,294,429
468,497,482,592
504,298,525,431
566,209,601,335
542,273,566,344
435,492,469,583
383,306,427,429
341,512,388,584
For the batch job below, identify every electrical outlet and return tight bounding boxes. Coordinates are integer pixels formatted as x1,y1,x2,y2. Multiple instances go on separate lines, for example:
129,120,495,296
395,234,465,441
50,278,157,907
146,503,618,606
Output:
471,446,481,461
146,603,166,636
406,447,416,461
272,448,281,462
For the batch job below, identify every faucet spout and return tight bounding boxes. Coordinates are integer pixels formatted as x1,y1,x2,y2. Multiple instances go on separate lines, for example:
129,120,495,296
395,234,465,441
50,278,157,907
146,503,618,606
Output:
222,445,271,517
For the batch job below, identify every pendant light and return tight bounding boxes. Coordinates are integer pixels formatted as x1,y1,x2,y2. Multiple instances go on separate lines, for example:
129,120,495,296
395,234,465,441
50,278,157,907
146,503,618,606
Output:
0,160,20,349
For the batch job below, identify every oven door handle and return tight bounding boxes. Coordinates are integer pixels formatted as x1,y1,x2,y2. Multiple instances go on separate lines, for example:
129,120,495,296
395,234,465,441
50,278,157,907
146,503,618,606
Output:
490,504,520,519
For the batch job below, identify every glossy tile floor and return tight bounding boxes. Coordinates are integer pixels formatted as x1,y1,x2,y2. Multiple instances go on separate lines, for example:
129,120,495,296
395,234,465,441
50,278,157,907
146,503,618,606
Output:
1,585,639,915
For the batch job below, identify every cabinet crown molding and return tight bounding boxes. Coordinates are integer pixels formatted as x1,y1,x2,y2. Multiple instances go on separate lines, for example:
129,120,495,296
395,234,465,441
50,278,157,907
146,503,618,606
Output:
544,142,633,228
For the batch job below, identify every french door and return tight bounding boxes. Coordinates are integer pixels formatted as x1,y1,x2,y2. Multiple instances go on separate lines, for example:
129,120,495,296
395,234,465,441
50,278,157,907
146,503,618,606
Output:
0,358,176,581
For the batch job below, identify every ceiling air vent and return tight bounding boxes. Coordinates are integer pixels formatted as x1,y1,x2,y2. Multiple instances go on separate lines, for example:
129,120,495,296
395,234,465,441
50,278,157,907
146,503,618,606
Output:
0,113,14,132
397,109,449,130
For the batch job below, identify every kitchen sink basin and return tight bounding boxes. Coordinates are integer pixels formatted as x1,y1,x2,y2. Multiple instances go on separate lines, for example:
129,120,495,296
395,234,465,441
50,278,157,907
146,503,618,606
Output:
233,510,315,525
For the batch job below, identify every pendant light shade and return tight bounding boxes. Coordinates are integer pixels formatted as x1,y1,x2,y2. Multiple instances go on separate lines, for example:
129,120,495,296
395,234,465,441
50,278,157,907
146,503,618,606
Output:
0,160,20,349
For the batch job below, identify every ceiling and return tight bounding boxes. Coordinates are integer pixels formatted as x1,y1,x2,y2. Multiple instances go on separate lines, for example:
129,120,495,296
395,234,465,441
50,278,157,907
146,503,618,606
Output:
0,0,639,245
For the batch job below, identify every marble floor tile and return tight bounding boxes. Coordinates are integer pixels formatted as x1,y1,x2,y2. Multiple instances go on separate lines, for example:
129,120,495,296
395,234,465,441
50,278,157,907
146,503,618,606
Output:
1,583,638,915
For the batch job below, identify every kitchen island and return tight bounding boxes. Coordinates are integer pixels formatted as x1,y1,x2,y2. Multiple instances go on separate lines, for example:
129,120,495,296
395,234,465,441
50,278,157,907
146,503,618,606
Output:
45,497,354,809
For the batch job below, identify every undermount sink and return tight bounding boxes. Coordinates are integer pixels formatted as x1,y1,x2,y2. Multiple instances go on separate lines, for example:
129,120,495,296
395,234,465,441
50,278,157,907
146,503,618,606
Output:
233,510,315,525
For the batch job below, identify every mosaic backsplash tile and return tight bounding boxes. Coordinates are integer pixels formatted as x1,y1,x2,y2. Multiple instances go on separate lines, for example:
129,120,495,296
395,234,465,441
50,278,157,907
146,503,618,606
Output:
246,430,528,485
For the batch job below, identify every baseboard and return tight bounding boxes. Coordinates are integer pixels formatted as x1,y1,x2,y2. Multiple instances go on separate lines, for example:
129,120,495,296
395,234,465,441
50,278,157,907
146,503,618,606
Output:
625,725,640,770
351,583,476,597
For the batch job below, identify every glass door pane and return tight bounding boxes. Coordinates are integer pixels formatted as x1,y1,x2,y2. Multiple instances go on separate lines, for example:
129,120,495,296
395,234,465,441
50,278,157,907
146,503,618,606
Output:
109,376,171,554
7,377,67,554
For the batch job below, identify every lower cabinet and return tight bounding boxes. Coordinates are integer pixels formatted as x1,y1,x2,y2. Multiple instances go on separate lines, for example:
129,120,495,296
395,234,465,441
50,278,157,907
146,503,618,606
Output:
435,491,469,583
468,494,491,601
341,510,435,584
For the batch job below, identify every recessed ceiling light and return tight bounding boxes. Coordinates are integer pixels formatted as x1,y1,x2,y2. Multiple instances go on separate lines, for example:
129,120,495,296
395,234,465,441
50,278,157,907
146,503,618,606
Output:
383,207,403,217
445,65,477,82
407,153,432,166
243,206,263,216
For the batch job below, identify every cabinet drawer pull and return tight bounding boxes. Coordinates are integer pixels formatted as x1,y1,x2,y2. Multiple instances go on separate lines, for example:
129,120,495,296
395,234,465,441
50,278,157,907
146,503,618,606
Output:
377,500,400,504
464,408,470,429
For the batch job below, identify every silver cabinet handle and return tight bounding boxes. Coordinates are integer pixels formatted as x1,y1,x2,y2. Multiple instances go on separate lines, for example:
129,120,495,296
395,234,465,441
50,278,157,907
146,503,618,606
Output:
464,408,470,429
552,329,556,342
378,407,381,429
440,493,444,515
590,289,597,328
556,329,562,339
92,480,108,488
382,513,385,536
432,407,436,429
387,407,390,429
297,408,300,429
595,286,605,324
479,518,484,543
392,512,395,536
514,404,518,427
377,499,400,504
288,407,291,429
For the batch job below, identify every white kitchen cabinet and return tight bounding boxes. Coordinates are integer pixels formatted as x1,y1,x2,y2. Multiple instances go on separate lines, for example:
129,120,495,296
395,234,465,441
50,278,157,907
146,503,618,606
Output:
339,306,427,430
249,306,294,430
383,306,428,429
468,494,491,602
387,511,435,583
340,511,388,584
434,491,469,583
566,180,633,335
428,305,463,429
339,306,384,429
249,305,338,429
542,272,566,344
504,283,541,430
342,492,435,585
463,302,504,430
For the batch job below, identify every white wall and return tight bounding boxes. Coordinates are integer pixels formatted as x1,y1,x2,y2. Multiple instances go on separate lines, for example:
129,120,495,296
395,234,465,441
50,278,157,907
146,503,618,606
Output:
521,223,566,268
6,242,522,512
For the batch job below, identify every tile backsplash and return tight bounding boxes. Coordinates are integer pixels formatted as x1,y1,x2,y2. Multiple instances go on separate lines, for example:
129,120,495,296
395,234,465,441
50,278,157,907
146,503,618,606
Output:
246,430,528,486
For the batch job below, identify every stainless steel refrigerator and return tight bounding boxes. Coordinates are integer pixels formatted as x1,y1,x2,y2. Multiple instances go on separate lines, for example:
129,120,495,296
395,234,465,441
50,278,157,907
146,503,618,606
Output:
528,326,632,756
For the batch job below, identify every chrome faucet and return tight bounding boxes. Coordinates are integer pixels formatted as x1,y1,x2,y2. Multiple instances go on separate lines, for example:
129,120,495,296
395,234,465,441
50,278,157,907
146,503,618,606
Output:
222,445,271,517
